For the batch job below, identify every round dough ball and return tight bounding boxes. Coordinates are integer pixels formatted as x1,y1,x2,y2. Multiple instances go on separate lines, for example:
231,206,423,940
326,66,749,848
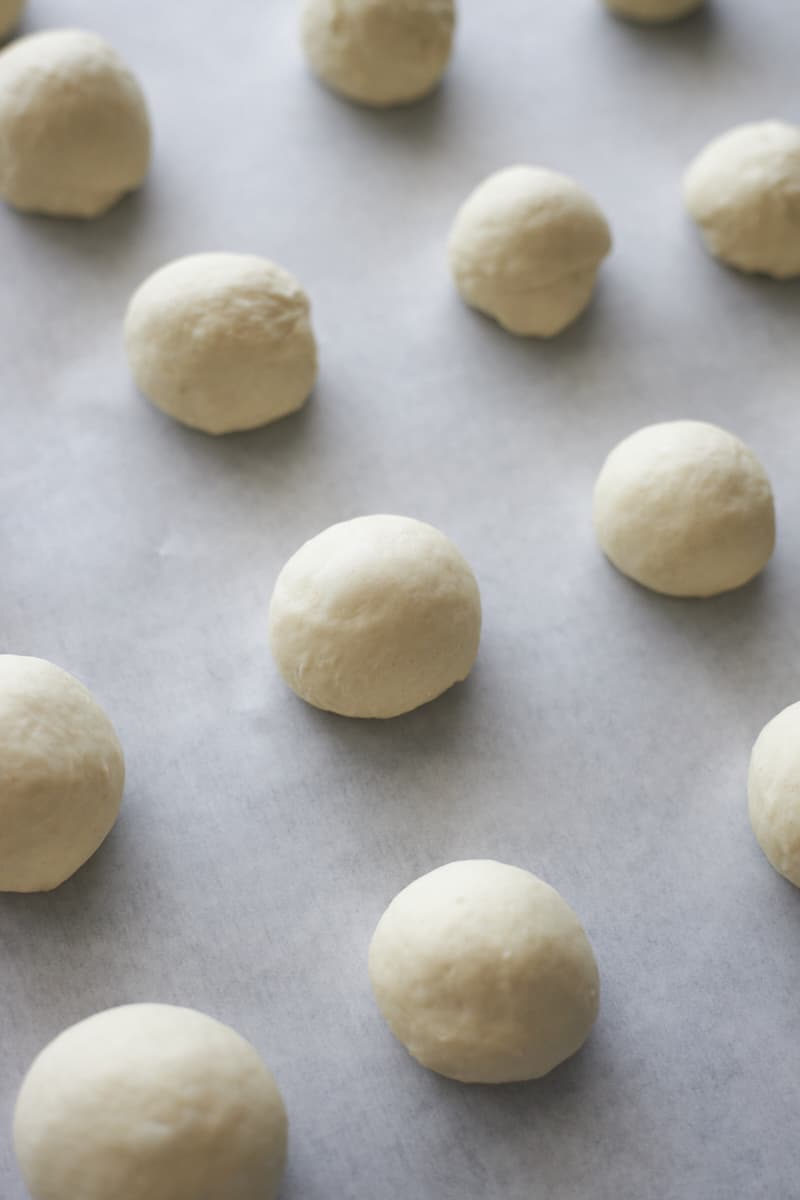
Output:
0,29,151,218
748,702,800,887
268,514,481,719
684,121,800,278
0,0,25,40
604,0,703,22
448,165,612,337
124,253,318,435
300,0,456,108
369,860,600,1083
14,1004,288,1200
0,655,124,893
593,421,775,598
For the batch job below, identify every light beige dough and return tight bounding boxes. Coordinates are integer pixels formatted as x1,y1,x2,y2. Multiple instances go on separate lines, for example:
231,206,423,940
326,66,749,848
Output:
448,165,612,337
14,1004,288,1200
268,514,481,718
684,121,800,278
0,29,151,217
300,0,456,107
124,253,318,435
605,0,703,22
0,0,24,39
593,420,775,597
0,655,124,892
748,702,800,887
369,860,600,1083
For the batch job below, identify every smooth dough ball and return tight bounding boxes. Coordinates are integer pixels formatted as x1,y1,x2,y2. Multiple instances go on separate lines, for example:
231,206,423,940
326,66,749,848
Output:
124,253,318,435
748,703,800,887
369,860,600,1083
300,0,456,108
684,121,800,278
0,655,124,893
268,514,481,719
0,0,25,39
14,1004,288,1200
0,29,151,218
604,0,703,22
593,421,775,598
448,165,612,337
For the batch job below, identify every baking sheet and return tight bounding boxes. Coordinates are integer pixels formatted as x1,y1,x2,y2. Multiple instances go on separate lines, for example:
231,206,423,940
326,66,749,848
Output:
2,1,800,1196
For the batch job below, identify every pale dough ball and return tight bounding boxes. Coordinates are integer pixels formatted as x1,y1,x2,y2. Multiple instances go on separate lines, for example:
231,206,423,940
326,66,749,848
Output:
604,0,703,22
369,860,600,1083
684,121,800,278
448,165,612,337
0,655,124,893
268,514,481,719
0,29,151,218
0,0,25,39
14,1004,288,1200
124,253,318,435
748,703,800,887
300,0,456,108
593,421,775,598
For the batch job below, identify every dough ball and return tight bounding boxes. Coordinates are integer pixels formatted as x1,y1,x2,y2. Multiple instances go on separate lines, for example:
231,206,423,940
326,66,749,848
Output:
604,0,703,22
300,0,456,108
369,860,600,1083
448,165,612,337
684,121,800,278
593,420,775,598
268,514,481,719
0,655,124,893
124,253,318,435
0,29,151,218
14,1004,288,1200
0,0,25,40
748,702,800,887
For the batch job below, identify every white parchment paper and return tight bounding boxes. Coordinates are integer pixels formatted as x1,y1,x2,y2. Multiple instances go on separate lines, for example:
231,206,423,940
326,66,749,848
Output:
2,1,800,1197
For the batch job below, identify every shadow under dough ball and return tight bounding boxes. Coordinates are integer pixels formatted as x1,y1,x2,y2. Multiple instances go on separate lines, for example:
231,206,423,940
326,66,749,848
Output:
684,121,800,278
300,0,456,107
0,0,25,39
0,655,124,893
268,514,481,719
604,0,703,22
448,165,612,337
124,253,318,435
0,29,151,217
748,702,800,888
592,420,775,598
14,1005,288,1200
369,860,600,1084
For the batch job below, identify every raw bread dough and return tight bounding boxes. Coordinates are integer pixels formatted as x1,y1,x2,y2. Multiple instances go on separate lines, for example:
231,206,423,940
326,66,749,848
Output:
369,860,600,1083
0,0,24,39
124,253,318,435
748,702,800,887
683,121,800,278
14,1004,288,1200
0,29,151,217
268,514,481,718
605,0,703,22
0,655,124,893
593,421,775,598
448,165,612,337
300,0,456,108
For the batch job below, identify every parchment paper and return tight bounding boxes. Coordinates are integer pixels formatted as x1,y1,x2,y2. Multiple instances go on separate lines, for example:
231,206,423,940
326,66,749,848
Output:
2,1,800,1197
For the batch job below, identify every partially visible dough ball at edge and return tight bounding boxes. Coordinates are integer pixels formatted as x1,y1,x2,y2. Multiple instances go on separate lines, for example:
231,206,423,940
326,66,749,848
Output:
748,702,800,887
0,0,25,39
0,29,151,218
605,0,703,23
300,0,456,108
